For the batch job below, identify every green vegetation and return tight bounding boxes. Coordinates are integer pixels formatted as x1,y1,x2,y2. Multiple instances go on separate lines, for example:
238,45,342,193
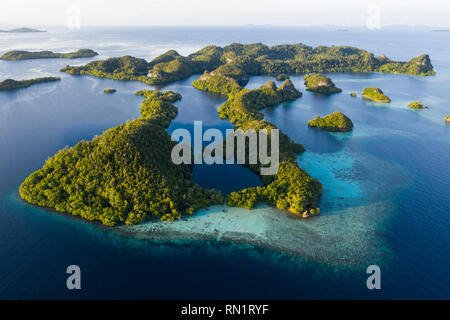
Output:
0,27,46,33
226,161,322,217
22,43,436,225
60,55,154,84
408,101,428,109
60,43,435,86
192,66,245,95
19,89,224,226
308,112,354,132
362,87,391,103
275,73,290,81
0,77,60,91
377,54,435,76
350,93,357,97
194,71,322,217
446,116,450,123
303,73,342,94
1,49,98,60
103,88,117,93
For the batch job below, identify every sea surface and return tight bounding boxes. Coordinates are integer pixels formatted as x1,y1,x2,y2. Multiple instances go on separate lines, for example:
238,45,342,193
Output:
0,26,449,299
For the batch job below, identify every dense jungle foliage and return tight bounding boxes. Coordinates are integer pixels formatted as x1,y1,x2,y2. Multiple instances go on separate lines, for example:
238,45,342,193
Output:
0,77,60,91
1,49,98,60
60,43,435,85
307,112,354,132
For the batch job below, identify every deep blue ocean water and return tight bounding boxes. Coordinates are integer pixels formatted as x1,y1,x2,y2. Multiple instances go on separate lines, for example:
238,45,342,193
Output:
0,26,449,299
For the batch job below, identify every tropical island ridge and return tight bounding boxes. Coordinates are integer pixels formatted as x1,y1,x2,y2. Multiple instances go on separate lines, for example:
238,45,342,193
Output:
0,27,46,33
7,42,436,264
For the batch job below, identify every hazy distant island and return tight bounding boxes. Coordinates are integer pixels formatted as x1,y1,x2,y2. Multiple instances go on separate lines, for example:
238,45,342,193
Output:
0,77,60,91
1,49,98,61
308,112,353,132
18,43,437,228
362,87,391,103
0,27,46,33
60,43,436,87
304,73,342,94
408,101,428,109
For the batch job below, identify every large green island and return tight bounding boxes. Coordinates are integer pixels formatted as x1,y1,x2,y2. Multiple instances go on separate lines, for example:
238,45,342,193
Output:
1,49,98,61
19,90,224,226
60,43,435,87
0,77,60,91
303,73,342,94
408,101,428,109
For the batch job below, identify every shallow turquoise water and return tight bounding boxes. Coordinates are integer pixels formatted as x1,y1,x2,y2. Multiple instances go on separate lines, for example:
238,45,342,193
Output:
0,26,449,299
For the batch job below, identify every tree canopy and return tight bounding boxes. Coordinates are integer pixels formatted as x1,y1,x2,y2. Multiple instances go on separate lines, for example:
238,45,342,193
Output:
1,49,98,60
60,43,435,86
193,70,322,217
19,89,224,226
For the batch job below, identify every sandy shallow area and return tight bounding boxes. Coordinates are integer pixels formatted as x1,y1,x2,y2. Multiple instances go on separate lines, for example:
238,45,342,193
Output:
118,200,393,268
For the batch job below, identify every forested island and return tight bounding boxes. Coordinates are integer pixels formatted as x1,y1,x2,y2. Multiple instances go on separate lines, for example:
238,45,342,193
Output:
1,49,98,61
408,101,428,109
104,88,117,93
19,89,224,226
0,77,60,91
303,73,342,94
60,43,435,87
18,43,438,226
308,112,354,132
362,87,391,103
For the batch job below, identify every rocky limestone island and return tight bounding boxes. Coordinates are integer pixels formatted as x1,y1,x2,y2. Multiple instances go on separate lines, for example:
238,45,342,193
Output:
362,87,391,103
446,116,450,123
408,101,428,109
0,49,98,61
104,88,117,93
303,73,342,94
308,111,354,132
350,93,357,97
0,77,60,91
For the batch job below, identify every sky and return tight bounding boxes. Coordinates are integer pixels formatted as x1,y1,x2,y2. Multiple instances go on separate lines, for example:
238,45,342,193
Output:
1,0,450,28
